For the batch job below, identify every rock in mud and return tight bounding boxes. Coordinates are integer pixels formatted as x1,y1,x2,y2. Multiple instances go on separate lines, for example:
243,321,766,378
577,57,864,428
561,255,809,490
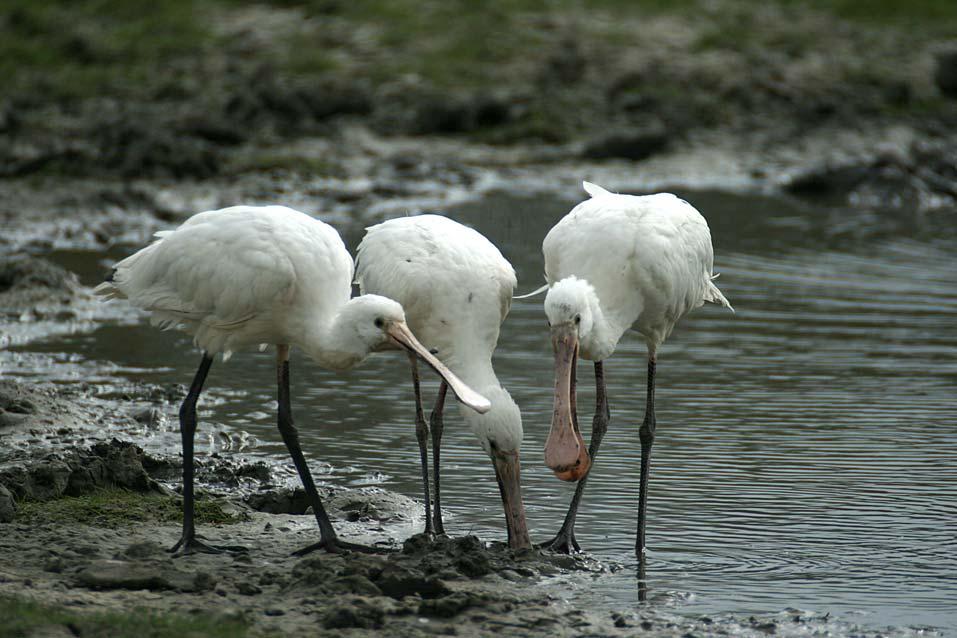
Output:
0,256,83,312
0,484,16,523
245,487,313,514
934,48,957,98
119,541,165,560
418,590,474,618
402,534,495,579
329,574,382,597
375,563,451,599
0,382,41,429
326,487,418,522
581,123,669,161
76,559,215,592
784,140,957,209
0,438,164,507
21,625,76,638
371,80,515,136
93,108,221,179
322,596,386,630
236,581,262,596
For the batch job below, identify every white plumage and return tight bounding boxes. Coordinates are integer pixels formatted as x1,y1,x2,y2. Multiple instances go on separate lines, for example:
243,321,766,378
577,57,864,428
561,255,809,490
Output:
95,205,489,555
97,205,352,362
543,182,732,359
356,214,531,549
537,181,732,557
356,215,516,429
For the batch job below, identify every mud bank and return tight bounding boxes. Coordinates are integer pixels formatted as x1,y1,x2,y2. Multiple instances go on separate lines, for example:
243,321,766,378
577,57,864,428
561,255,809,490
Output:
0,356,942,637
2,2,957,256
6,506,912,637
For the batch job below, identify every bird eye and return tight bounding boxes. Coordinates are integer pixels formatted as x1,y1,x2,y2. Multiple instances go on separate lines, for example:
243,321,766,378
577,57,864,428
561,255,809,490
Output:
374,317,384,328
574,314,581,325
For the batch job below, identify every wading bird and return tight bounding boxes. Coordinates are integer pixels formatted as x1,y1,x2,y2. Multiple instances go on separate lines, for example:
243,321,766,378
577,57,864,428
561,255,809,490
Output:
530,182,732,557
95,205,489,556
355,214,531,549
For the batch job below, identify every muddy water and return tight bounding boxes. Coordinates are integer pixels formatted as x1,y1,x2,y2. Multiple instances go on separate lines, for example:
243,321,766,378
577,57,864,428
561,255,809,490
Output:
10,189,957,631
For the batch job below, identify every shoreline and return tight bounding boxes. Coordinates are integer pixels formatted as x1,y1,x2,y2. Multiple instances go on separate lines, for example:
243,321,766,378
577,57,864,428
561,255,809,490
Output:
0,378,942,637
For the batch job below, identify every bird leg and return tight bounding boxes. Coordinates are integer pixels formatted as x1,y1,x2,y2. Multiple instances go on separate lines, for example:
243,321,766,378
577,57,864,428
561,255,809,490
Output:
540,360,610,554
273,346,374,556
430,381,448,535
170,354,245,555
409,355,434,536
637,554,649,602
636,355,657,557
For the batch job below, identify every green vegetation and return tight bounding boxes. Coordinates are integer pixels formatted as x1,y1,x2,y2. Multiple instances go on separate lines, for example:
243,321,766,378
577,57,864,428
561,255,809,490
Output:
0,596,252,638
4,0,955,102
789,0,957,26
227,150,346,176
15,488,242,527
0,0,213,99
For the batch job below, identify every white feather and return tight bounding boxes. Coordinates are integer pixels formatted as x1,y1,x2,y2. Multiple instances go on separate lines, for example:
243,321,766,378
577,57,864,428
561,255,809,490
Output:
582,180,613,199
543,183,732,355
356,214,523,455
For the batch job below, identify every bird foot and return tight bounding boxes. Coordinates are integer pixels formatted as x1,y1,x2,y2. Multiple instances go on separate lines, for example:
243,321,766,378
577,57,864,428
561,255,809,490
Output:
537,529,581,554
169,534,248,557
291,538,392,557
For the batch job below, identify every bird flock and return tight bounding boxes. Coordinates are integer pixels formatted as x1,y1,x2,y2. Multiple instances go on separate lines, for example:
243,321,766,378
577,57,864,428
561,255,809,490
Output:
96,181,732,560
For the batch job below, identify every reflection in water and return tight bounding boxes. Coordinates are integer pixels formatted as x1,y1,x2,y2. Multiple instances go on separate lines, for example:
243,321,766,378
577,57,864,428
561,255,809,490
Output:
17,188,957,631
637,556,648,602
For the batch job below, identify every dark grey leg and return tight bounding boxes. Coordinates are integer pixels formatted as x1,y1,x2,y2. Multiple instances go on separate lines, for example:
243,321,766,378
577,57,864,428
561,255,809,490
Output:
540,361,610,553
636,355,656,557
409,355,433,535
275,346,377,556
637,554,649,602
170,353,244,555
430,381,448,535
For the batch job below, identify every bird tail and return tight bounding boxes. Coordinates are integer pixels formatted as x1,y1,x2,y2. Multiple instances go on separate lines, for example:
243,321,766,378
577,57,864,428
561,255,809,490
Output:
705,274,733,312
513,283,549,299
93,235,168,301
93,272,124,300
582,181,613,198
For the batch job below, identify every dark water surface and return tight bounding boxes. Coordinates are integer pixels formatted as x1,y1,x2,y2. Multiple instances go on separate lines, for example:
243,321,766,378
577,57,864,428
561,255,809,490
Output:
13,188,957,630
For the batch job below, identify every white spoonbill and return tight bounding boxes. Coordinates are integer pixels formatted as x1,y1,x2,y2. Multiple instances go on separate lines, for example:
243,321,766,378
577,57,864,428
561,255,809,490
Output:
95,205,489,556
355,214,531,549
531,182,732,557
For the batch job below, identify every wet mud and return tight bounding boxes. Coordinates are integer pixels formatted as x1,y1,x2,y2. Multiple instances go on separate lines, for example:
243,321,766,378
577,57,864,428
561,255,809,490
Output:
0,351,941,636
2,2,955,634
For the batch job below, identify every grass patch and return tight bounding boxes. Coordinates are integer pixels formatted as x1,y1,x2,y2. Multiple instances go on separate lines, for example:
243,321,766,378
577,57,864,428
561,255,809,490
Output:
0,0,215,99
3,0,954,102
15,488,241,527
0,596,252,638
787,0,957,28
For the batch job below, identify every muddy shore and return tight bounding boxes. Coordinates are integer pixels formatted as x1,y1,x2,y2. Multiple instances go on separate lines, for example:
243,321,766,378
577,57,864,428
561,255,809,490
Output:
0,377,935,637
2,1,956,635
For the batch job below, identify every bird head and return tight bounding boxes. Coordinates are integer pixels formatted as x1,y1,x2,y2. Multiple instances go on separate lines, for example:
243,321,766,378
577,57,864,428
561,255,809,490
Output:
347,295,491,415
541,277,596,483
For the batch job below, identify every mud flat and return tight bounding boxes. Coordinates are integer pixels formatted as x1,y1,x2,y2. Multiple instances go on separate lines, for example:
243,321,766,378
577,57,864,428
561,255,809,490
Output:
0,368,942,637
2,2,955,634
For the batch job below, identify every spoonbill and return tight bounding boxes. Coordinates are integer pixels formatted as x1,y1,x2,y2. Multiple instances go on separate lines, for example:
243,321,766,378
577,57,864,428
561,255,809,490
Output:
95,205,489,556
355,214,531,549
531,182,732,557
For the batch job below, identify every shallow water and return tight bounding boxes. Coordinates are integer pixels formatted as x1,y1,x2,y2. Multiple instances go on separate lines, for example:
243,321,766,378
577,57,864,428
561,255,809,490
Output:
9,188,957,631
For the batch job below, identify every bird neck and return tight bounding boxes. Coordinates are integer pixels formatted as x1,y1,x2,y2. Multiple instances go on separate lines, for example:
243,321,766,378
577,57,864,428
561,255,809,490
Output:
457,382,523,458
449,352,499,391
302,311,370,372
580,289,629,362
441,354,521,453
